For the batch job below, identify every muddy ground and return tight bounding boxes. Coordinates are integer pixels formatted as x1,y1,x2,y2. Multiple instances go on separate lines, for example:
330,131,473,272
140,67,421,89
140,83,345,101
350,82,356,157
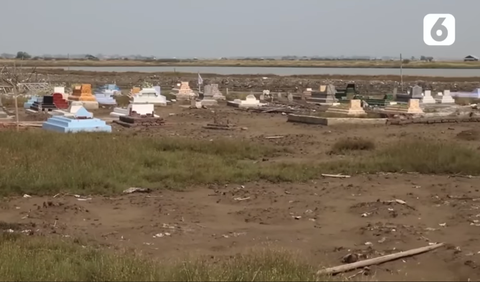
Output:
2,104,480,280
25,68,480,94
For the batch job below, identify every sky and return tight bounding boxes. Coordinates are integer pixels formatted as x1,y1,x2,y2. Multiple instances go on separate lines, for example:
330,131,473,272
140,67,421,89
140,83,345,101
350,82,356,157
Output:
0,0,477,59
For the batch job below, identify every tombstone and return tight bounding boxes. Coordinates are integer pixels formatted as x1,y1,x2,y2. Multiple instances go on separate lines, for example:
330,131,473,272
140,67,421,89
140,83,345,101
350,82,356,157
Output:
422,90,436,104
69,101,84,115
54,86,65,94
203,85,213,97
327,84,336,95
175,81,196,101
287,93,293,102
227,94,264,109
411,85,423,99
203,84,225,101
277,92,283,99
392,87,397,96
132,88,167,105
385,99,424,114
200,94,218,107
52,93,69,109
30,95,57,112
345,83,357,99
210,84,225,100
43,106,112,133
74,107,93,118
154,86,161,95
68,84,99,110
259,94,265,101
441,90,455,104
325,99,366,116
308,84,337,105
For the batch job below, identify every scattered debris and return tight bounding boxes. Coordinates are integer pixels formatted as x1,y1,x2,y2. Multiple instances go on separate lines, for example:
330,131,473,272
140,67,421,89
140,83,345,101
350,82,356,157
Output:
123,187,152,194
321,174,351,178
264,135,284,139
316,243,445,276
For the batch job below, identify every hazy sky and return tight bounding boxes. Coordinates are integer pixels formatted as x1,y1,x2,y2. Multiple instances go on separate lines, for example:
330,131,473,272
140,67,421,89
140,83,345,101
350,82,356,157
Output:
1,0,477,59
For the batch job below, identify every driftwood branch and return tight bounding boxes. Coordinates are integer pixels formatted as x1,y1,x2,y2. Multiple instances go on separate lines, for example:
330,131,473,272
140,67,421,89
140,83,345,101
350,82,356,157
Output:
321,174,351,178
316,243,444,276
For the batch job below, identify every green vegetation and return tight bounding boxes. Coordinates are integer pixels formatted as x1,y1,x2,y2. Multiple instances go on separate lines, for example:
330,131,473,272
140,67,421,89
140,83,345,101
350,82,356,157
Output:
0,233,319,281
327,138,480,175
0,131,479,196
1,132,479,280
0,131,320,195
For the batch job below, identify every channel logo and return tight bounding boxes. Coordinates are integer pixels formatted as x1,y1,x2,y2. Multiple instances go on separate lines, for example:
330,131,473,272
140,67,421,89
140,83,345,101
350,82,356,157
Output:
423,14,455,46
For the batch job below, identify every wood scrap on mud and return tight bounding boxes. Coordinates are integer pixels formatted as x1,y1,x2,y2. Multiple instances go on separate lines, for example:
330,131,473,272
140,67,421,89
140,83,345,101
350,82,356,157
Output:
315,243,444,277
321,174,351,178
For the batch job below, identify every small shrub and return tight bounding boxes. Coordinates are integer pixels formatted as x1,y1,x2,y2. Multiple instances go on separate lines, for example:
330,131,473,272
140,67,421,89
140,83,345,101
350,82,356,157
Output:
114,95,130,107
330,138,375,154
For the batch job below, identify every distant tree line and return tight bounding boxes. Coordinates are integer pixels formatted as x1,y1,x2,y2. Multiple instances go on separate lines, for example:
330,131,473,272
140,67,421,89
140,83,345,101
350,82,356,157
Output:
1,51,438,62
0,51,190,63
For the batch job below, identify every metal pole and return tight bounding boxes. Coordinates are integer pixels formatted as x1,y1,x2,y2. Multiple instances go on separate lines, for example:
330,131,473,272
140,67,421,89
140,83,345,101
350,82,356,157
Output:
13,61,19,132
400,53,403,92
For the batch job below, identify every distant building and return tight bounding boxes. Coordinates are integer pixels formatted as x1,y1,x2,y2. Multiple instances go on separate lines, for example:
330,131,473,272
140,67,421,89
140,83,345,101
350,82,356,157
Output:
464,55,479,61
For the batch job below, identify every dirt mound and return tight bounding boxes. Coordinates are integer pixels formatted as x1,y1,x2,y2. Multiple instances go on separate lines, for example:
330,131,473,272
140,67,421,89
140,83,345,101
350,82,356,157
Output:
456,129,480,141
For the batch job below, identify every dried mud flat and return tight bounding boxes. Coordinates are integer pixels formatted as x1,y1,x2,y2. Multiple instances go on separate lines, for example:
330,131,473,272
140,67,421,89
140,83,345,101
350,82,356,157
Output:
2,106,480,280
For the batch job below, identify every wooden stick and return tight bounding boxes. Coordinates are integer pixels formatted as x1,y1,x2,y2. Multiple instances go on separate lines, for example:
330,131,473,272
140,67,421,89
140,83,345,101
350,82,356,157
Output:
321,174,351,178
316,243,444,276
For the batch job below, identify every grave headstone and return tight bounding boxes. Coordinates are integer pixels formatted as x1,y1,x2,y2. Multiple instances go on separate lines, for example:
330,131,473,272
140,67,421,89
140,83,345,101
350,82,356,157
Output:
209,84,225,100
287,93,293,102
74,107,93,118
385,99,424,114
154,86,161,95
175,81,196,101
68,84,99,110
308,84,337,105
30,95,57,112
411,86,423,99
325,99,366,116
422,90,436,104
441,90,455,104
52,93,69,109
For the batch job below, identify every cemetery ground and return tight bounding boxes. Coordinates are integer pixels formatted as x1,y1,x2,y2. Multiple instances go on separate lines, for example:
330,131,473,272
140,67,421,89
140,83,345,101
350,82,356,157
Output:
2,105,480,280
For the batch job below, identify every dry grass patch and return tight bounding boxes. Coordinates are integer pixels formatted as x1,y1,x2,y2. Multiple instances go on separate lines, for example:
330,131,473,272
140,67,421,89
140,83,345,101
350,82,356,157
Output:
0,131,318,196
325,139,480,175
0,233,321,281
330,138,375,154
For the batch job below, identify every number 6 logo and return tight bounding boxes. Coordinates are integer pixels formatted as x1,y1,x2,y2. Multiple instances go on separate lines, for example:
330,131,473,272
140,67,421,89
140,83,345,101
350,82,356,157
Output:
423,14,455,46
